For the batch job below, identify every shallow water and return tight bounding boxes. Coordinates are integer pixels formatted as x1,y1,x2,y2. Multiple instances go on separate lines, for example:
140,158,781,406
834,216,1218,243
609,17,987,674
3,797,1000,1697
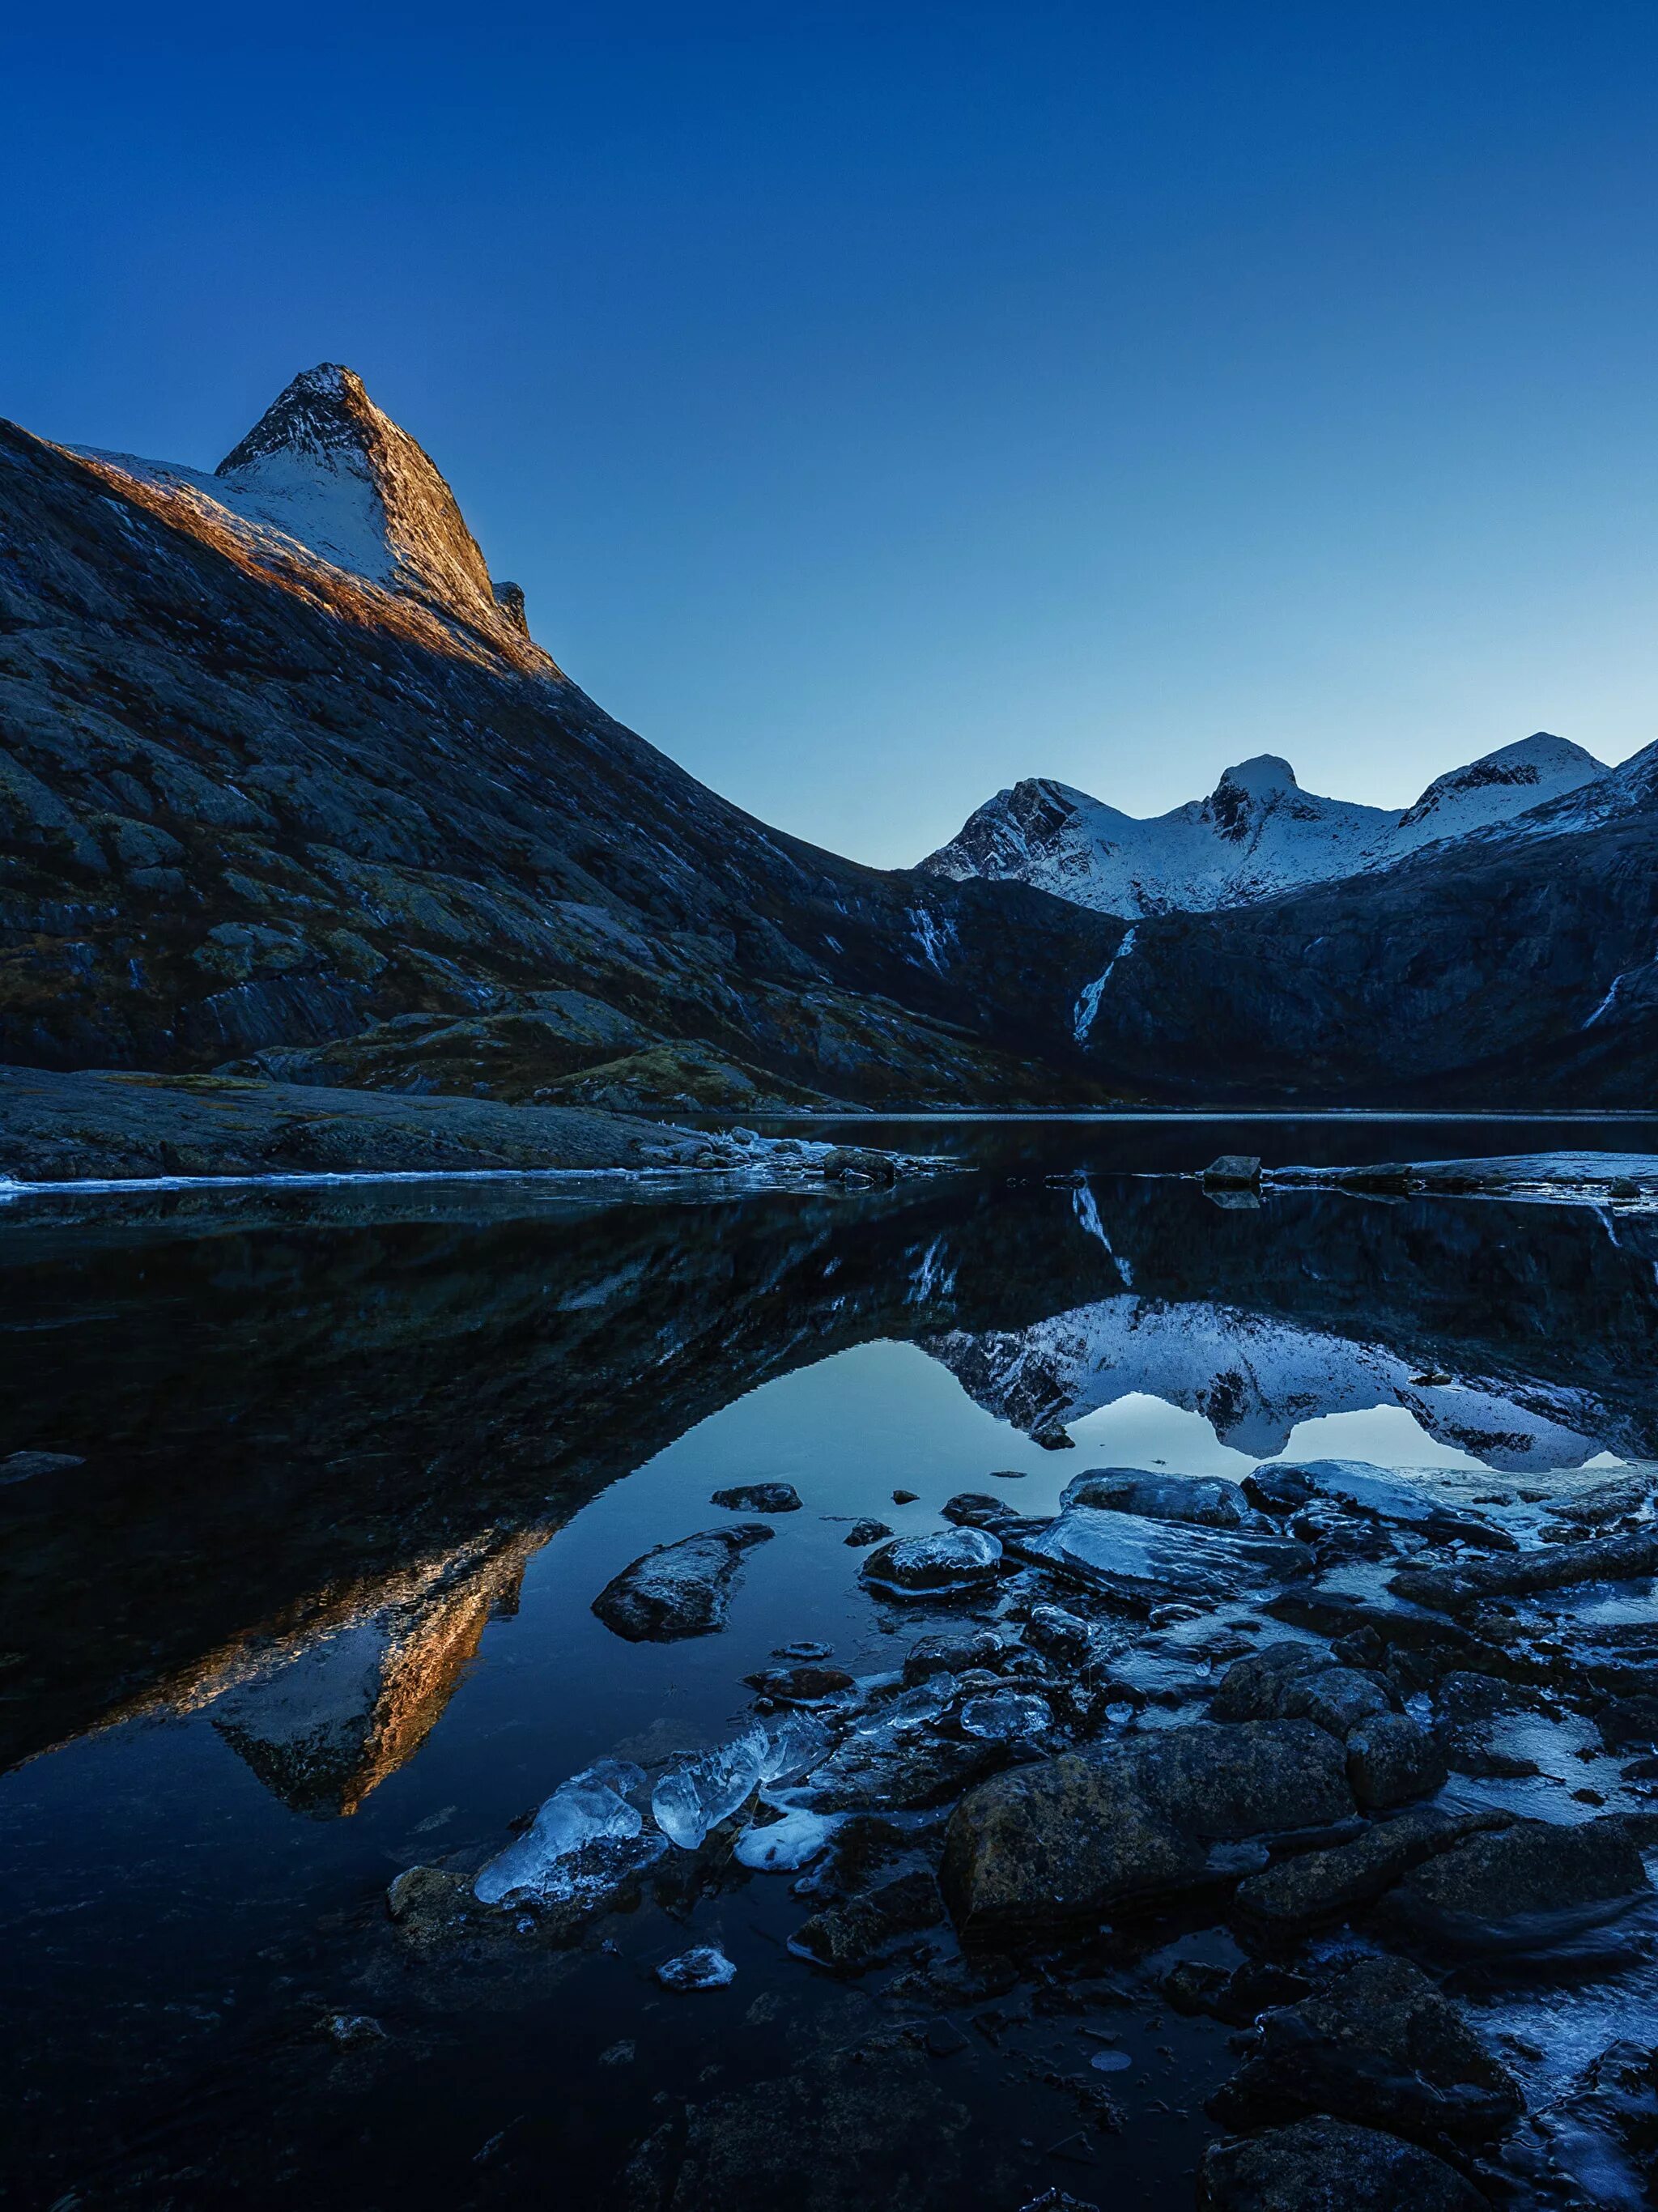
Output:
3,1116,1657,2208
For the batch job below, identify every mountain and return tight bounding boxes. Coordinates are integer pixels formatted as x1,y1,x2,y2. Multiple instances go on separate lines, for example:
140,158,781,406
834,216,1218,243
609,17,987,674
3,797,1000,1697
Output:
1065,738,1658,1103
0,366,1125,1110
922,735,1607,917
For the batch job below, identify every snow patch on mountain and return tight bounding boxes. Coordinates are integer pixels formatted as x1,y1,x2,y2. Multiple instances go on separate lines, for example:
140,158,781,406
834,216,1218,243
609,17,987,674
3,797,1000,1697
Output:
70,364,532,653
923,734,1608,918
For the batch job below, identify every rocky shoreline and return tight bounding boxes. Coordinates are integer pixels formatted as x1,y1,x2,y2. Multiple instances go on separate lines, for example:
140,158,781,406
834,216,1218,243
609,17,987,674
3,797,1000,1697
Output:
386,1454,1658,2210
0,1063,912,1189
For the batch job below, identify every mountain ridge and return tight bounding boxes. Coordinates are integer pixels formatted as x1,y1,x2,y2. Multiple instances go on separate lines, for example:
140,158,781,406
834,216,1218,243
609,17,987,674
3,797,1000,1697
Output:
923,732,1608,918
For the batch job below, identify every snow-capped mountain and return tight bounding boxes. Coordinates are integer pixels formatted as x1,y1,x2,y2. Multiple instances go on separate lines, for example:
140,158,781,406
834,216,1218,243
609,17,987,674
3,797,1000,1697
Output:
71,363,538,656
922,734,1608,917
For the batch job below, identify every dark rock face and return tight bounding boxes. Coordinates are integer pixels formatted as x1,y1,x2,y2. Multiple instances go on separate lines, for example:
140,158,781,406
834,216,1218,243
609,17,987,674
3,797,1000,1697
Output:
1209,1955,1523,2143
0,398,1124,1108
591,1525,775,1642
941,1721,1352,1933
1197,2116,1490,2211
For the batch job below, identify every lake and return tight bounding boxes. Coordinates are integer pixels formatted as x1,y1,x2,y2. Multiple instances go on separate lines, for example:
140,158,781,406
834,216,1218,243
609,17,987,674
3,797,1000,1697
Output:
4,1116,1657,2209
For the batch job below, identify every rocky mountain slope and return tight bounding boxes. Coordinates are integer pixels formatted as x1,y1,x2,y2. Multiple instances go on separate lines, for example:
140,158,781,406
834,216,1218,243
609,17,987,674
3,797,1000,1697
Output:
1066,739,1658,1103
0,368,1125,1110
924,735,1606,917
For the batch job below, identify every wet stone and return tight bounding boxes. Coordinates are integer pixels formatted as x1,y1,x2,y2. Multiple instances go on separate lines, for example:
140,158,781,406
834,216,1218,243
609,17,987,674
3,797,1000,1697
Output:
861,1525,1003,1598
1346,1710,1448,1808
1060,1466,1256,1529
710,1482,802,1512
593,1524,775,1641
891,1488,920,1504
657,1945,737,1991
844,1518,892,1547
1209,1954,1524,2142
941,1491,1022,1529
903,1627,1006,1685
744,1663,856,1707
1163,1959,1313,2024
791,1870,943,1973
1231,1805,1510,1939
1379,1813,1652,1946
1197,2116,1490,2212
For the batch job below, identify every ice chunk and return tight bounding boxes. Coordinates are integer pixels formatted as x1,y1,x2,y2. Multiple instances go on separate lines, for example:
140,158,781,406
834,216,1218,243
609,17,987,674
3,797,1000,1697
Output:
657,1944,737,1990
474,1763,645,1904
759,1711,831,1782
734,1806,841,1871
653,1716,831,1850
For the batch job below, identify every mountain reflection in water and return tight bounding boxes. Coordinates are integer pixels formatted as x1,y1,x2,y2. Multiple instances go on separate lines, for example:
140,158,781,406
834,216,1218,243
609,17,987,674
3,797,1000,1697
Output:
3,1126,1658,2210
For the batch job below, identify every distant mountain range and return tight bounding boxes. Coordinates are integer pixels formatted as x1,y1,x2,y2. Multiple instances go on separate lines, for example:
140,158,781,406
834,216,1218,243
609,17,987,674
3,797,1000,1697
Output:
3,362,1657,1108
922,736,1608,917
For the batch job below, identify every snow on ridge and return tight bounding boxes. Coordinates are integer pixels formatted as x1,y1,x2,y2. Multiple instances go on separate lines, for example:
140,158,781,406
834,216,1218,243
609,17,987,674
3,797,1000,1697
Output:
921,733,1609,920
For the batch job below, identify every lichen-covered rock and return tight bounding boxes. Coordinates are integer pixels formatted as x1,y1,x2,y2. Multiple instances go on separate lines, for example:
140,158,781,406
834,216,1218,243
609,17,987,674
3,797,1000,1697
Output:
1198,2116,1489,2211
1347,1711,1448,1807
1209,1955,1523,2142
1232,1806,1508,1938
592,1524,775,1641
941,1721,1352,1933
1380,1814,1651,1945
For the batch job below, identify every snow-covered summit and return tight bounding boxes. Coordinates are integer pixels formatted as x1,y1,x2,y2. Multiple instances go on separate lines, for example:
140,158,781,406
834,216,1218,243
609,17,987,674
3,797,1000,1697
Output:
921,733,1608,917
70,364,533,651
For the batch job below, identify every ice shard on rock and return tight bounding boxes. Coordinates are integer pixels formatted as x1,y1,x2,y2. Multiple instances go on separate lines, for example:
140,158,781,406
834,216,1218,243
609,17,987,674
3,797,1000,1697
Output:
474,1763,645,1904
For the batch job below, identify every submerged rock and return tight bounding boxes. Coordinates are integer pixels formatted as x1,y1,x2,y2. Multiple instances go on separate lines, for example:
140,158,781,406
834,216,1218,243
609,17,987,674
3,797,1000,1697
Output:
941,1721,1352,1933
657,1944,737,1991
791,1870,943,1972
860,1525,1003,1598
1060,1466,1256,1529
1209,1955,1523,2142
1197,2116,1489,2210
710,1482,801,1513
592,1523,775,1641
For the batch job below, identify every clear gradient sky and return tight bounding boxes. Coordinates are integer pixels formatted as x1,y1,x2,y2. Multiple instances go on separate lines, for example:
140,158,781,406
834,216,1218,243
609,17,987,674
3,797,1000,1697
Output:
5,3,1657,866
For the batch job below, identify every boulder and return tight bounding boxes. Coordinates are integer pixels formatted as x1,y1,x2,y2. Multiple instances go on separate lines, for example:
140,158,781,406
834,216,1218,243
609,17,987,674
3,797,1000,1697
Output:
1197,2117,1489,2211
798,1725,1008,1814
710,1482,801,1512
592,1524,774,1641
1380,1814,1651,1946
1059,1466,1256,1529
1209,1955,1523,2142
903,1627,1006,1685
860,1526,1003,1598
1210,1641,1321,1721
1203,1155,1262,1188
941,1721,1352,1934
1392,1527,1658,1612
1232,1806,1510,1938
1347,1711,1448,1808
1278,1665,1398,1738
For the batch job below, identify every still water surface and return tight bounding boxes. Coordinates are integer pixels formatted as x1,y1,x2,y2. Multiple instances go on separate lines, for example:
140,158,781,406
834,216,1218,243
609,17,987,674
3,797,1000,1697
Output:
4,1117,1656,2207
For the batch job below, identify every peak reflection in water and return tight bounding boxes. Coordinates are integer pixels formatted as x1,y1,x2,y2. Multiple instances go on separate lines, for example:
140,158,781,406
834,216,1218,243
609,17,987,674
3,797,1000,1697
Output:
2,1168,1656,1797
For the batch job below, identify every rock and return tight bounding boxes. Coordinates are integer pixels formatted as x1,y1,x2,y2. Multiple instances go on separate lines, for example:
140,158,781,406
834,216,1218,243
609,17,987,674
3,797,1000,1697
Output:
1210,1641,1322,1721
1380,1814,1652,1946
903,1627,1005,1685
1163,1959,1313,2023
1279,1665,1398,1738
1535,2040,1658,2209
385,1864,478,1948
891,1487,919,1504
1197,2117,1490,2211
798,1725,1007,1814
657,1945,737,1991
1596,1694,1658,1750
1347,1712,1448,1807
941,1721,1352,1934
1244,1465,1316,1514
1022,1603,1094,1662
1007,1505,1313,1610
1209,1955,1523,2143
0,1450,83,1486
940,1491,1022,1529
1232,1806,1510,1938
1061,1466,1256,1528
744,1664,855,1706
1203,1155,1262,1188
821,1145,899,1186
592,1524,774,1641
844,1518,892,1547
790,1870,942,1972
860,1526,1003,1598
1545,1472,1656,1527
958,1691,1052,1741
710,1482,801,1512
1392,1527,1658,1612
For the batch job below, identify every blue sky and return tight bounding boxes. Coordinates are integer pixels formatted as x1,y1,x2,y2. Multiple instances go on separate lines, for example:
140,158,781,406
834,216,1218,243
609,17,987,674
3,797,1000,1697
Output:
5,3,1657,866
